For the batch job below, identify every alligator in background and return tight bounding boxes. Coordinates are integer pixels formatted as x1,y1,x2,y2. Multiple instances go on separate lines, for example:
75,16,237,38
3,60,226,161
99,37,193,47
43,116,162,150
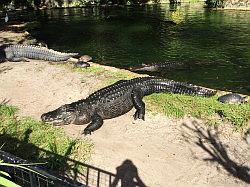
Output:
41,77,216,135
0,44,78,62
128,61,190,72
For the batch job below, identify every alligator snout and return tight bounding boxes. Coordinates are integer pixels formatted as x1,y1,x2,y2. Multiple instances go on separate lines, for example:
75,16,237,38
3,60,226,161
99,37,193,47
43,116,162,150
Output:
41,113,54,123
41,111,58,123
41,107,76,126
41,113,66,125
41,113,48,122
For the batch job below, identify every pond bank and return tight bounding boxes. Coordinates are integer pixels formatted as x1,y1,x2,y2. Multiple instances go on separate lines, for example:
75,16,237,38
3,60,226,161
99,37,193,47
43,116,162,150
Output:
0,24,250,186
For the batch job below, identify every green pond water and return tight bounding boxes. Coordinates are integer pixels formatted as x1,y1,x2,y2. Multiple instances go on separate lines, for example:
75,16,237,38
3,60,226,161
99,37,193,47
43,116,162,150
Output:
8,4,250,94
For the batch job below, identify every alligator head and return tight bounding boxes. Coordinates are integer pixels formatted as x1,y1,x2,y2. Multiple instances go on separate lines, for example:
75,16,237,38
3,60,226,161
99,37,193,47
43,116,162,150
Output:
41,102,92,126
41,104,77,125
129,64,159,72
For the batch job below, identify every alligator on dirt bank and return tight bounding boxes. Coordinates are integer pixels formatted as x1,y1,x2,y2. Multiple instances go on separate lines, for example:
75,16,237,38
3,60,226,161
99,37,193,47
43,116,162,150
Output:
41,77,216,135
0,44,78,62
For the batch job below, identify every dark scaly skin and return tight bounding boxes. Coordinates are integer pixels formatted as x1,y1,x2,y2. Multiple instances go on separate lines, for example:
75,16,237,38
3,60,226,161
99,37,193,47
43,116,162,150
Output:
41,77,216,135
0,44,78,62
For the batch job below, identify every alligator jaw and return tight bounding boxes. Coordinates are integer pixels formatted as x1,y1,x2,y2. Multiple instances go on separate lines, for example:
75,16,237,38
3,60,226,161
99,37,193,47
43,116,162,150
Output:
41,107,76,126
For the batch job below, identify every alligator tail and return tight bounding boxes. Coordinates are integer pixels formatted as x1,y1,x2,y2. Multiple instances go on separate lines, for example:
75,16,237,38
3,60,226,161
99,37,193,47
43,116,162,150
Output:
5,45,78,62
171,82,217,97
164,81,216,97
146,78,216,97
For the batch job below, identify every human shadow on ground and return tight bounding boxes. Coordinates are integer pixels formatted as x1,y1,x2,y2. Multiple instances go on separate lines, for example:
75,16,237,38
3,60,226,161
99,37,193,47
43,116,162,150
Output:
111,159,147,187
181,121,250,184
0,129,147,186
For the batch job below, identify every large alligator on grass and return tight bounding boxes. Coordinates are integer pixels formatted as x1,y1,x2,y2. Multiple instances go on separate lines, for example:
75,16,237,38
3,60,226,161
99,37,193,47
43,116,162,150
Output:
41,77,216,135
0,44,78,62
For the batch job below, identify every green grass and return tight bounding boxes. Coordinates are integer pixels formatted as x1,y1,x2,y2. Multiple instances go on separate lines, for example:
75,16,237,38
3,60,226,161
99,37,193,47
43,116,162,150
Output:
145,93,250,128
0,104,93,174
74,65,106,75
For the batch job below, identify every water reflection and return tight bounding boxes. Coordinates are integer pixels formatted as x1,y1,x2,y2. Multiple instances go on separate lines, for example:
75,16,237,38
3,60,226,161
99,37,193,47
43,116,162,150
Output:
13,4,250,94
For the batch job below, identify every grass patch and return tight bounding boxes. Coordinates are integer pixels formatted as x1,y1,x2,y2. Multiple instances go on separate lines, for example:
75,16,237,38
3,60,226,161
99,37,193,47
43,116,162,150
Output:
74,65,106,75
145,93,250,128
0,104,93,174
57,63,107,76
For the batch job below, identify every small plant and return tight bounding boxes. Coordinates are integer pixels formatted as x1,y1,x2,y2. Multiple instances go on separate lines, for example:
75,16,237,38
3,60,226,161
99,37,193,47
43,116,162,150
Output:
0,159,46,187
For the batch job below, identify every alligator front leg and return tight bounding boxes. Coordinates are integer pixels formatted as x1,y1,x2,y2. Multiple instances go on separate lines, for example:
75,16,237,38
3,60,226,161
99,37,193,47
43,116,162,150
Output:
83,113,103,135
131,88,145,120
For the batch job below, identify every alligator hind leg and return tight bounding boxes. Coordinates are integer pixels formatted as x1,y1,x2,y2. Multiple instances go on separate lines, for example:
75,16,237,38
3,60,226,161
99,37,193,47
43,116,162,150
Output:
83,113,103,135
131,88,145,120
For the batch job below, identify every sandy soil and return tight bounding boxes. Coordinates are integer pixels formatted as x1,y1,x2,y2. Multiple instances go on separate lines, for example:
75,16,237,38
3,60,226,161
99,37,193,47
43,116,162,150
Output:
0,30,250,187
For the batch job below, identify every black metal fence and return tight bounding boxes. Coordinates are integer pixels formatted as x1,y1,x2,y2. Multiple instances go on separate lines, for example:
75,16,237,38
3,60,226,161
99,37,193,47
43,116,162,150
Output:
0,150,124,187
0,150,86,187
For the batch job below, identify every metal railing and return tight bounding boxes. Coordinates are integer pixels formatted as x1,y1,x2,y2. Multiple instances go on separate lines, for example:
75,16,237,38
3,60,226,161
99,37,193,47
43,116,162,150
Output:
0,150,86,187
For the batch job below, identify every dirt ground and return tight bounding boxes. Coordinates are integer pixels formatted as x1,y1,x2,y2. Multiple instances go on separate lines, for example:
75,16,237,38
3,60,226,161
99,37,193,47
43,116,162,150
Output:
0,30,250,187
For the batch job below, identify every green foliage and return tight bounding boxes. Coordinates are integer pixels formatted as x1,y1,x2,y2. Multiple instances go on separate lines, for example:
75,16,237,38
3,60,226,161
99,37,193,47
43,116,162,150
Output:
0,160,47,187
0,104,93,173
69,0,92,7
145,93,250,128
205,0,225,8
0,0,41,10
0,104,18,117
75,65,106,75
0,173,21,187
69,1,86,7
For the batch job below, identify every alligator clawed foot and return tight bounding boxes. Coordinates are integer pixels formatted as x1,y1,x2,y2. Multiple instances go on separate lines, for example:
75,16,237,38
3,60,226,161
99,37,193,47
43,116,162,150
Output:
133,111,145,121
83,129,92,135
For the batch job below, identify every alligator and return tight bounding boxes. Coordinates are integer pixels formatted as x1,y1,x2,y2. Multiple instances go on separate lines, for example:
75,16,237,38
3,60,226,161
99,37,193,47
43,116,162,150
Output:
0,44,78,62
41,77,216,135
129,62,187,72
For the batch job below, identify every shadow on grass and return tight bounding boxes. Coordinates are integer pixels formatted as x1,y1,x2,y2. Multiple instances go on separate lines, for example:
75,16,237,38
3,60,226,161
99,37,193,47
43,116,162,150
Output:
181,121,250,184
0,129,146,186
